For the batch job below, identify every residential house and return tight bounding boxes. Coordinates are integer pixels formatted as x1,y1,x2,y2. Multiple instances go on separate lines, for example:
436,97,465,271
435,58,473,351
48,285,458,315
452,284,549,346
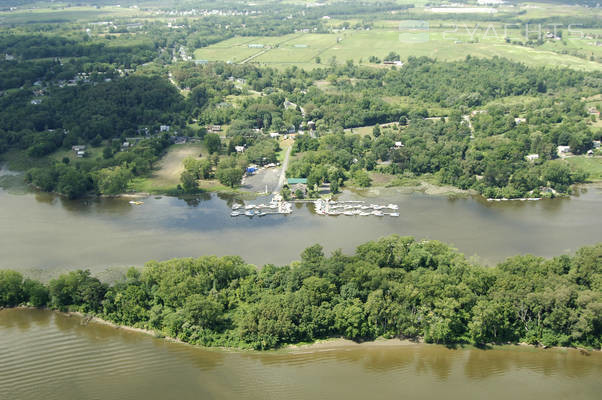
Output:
557,145,571,156
393,141,404,149
235,145,245,153
525,154,539,162
160,125,170,132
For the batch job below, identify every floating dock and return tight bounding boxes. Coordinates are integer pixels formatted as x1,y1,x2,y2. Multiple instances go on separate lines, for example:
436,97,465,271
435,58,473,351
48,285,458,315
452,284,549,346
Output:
231,194,292,217
314,199,399,217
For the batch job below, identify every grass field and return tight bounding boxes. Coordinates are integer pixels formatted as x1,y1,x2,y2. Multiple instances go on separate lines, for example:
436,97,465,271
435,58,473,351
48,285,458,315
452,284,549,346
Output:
130,143,203,193
194,27,602,71
0,6,140,24
566,156,602,182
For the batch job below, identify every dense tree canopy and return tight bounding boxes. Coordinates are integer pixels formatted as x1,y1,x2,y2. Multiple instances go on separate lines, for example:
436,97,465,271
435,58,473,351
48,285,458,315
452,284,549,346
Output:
2,236,600,350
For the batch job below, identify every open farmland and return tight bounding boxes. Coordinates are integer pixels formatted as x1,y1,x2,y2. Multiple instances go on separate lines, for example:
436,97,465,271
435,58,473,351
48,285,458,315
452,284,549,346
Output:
194,26,602,71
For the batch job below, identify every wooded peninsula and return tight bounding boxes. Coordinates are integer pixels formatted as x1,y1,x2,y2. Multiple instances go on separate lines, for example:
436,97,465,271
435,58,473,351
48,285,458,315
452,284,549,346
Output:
1,236,600,350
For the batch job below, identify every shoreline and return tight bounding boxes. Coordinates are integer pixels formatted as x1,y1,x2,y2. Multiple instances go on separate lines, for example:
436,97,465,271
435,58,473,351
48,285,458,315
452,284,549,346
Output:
3,162,600,202
3,307,596,355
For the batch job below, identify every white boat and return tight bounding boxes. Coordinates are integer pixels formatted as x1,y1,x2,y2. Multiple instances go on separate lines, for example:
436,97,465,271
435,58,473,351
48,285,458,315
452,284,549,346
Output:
128,200,144,205
359,212,371,216
244,210,254,217
232,203,242,210
389,212,399,217
343,211,354,216
387,204,399,210
231,211,241,217
372,210,384,216
245,204,255,210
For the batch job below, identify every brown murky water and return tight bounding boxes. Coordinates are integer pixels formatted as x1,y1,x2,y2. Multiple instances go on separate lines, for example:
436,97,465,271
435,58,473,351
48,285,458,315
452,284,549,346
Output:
0,309,600,400
1,185,601,277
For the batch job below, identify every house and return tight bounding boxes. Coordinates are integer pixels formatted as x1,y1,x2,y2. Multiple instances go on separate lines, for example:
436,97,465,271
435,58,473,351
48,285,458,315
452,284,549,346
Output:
593,140,601,149
207,125,221,133
514,117,526,124
76,150,86,158
307,121,316,130
587,149,594,156
588,107,600,117
525,154,539,162
235,145,245,153
557,145,571,156
283,99,297,110
72,145,86,152
160,125,170,132
287,125,296,134
30,99,42,105
269,132,280,138
121,141,130,150
394,141,404,149
383,60,404,67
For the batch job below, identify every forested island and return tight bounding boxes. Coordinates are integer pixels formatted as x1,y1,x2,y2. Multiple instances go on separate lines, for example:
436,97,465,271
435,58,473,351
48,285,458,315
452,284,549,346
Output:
1,236,600,350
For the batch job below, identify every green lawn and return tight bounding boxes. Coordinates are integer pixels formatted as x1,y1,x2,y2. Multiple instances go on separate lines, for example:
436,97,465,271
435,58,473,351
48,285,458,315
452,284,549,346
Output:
566,156,602,181
129,143,204,193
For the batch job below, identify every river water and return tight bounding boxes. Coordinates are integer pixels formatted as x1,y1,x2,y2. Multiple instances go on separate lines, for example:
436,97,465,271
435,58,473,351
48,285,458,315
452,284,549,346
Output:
0,309,600,400
1,180,601,399
0,183,601,277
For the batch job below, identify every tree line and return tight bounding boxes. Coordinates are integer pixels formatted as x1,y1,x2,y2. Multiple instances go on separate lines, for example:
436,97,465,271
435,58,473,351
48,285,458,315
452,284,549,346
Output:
1,236,600,350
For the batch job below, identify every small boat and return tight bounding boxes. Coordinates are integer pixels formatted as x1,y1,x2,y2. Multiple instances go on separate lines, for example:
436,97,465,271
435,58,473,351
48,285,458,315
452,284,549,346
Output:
230,211,241,217
232,204,242,210
387,204,399,210
389,212,399,217
245,204,255,210
343,211,354,216
359,212,371,216
256,211,267,217
244,210,254,217
128,200,144,205
372,210,384,216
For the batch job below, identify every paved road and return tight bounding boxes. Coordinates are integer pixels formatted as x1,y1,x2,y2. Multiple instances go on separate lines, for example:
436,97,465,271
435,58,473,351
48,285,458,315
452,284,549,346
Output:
275,145,292,193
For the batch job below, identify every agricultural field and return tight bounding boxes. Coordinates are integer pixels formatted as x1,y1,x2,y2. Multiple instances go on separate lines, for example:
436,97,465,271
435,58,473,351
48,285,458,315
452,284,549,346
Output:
0,6,141,25
194,26,602,71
